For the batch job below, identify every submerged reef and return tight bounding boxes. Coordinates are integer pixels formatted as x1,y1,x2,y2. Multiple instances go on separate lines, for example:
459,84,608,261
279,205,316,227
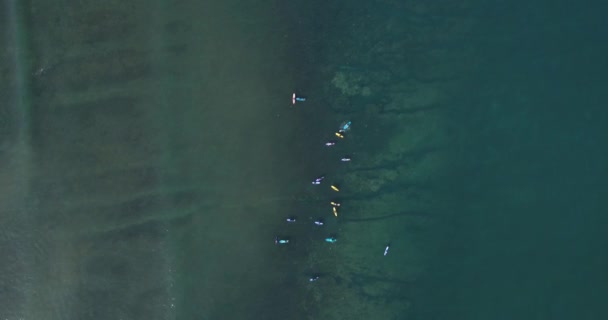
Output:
331,71,372,97
302,1,474,319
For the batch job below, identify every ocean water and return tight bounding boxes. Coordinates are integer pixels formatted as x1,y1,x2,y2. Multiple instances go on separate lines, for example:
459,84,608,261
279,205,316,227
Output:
413,2,608,319
1,0,607,319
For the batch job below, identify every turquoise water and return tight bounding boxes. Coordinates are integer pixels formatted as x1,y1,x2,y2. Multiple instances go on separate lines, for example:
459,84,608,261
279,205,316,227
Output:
1,1,607,319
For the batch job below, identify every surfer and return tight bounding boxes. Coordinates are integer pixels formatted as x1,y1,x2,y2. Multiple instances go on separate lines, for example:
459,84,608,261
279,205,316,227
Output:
339,121,351,132
292,93,306,105
275,236,290,245
312,175,325,185
325,236,337,243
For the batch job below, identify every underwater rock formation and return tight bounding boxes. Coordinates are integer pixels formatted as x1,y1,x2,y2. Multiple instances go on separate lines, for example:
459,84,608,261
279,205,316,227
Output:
331,71,372,97
303,1,474,319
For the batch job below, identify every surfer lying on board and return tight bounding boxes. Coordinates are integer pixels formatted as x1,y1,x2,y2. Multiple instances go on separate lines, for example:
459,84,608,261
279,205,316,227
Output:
292,93,306,105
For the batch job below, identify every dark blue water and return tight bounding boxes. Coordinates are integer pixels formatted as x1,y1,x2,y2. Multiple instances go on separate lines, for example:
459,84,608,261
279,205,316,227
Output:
413,2,608,319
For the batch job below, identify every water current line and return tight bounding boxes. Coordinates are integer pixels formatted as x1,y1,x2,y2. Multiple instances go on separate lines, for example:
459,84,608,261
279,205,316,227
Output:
6,0,35,317
7,0,32,146
147,0,179,318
